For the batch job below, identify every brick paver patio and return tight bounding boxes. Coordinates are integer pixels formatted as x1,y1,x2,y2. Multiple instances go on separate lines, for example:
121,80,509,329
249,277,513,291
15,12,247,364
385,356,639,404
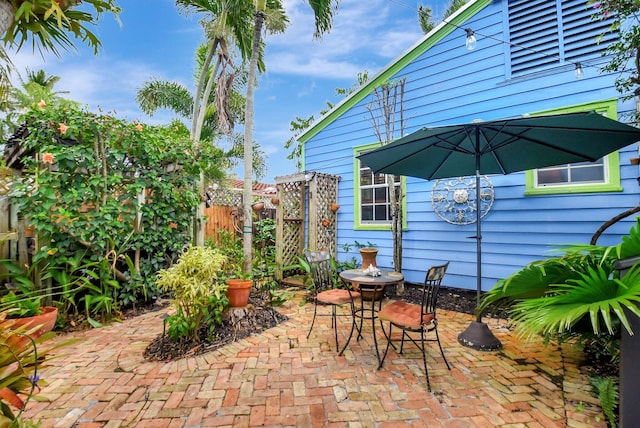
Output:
23,290,606,427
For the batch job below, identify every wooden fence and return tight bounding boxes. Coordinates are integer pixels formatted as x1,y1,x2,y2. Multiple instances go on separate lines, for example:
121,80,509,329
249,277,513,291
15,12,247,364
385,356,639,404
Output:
204,204,275,245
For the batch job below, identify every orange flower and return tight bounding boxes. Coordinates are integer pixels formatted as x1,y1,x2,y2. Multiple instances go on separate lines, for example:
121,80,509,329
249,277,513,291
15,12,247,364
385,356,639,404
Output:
135,123,143,132
42,153,55,164
37,99,46,108
169,222,178,229
58,123,68,134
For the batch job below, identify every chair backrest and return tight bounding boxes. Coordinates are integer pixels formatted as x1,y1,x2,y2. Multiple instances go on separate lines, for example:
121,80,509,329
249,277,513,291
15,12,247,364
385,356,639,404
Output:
422,262,450,315
304,250,335,293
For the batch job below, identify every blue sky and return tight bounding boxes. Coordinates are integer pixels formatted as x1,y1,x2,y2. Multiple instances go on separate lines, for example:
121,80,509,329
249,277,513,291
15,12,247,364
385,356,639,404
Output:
11,0,453,182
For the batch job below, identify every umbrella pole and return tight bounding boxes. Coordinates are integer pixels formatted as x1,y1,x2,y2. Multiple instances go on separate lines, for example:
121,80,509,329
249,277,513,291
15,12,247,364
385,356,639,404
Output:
475,172,482,311
457,151,502,351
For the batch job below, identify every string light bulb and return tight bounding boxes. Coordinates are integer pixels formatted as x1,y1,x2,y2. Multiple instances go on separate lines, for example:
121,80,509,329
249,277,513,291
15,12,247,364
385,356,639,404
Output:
574,62,584,79
465,28,477,51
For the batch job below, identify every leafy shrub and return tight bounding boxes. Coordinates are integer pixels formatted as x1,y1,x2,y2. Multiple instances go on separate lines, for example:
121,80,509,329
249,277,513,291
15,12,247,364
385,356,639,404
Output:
155,246,229,341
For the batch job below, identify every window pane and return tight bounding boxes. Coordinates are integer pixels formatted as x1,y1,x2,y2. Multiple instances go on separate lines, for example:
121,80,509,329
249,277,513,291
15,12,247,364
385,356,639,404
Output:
373,173,386,185
538,168,568,185
362,189,373,204
571,165,604,182
374,205,387,221
357,153,400,225
374,187,387,203
360,169,372,186
362,206,373,221
535,158,605,187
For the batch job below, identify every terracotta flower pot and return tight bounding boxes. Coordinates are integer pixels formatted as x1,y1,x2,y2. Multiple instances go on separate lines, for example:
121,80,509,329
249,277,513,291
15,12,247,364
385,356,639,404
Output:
322,219,330,227
226,279,252,307
330,203,340,212
271,198,279,205
359,248,378,269
251,202,264,212
7,306,58,348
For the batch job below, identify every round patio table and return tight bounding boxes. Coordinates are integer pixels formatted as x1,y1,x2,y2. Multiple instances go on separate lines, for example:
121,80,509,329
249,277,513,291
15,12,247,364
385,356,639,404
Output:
338,269,404,365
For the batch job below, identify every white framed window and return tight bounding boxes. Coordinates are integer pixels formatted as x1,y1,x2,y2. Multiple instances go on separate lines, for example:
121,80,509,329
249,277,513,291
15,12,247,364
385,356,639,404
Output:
354,144,404,230
525,100,622,195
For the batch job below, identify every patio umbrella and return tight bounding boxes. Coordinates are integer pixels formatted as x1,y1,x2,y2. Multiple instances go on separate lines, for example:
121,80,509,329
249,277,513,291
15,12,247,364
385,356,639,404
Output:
357,111,640,350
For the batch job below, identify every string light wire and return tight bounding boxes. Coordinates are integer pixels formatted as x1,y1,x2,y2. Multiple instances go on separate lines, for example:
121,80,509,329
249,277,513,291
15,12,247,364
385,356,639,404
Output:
387,0,611,73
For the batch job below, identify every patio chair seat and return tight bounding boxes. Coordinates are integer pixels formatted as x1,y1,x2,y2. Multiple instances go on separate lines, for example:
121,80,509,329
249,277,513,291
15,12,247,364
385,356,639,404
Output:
379,301,434,329
317,288,359,306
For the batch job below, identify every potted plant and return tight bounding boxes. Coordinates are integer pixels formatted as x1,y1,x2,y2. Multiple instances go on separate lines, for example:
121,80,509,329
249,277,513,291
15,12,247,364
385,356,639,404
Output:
225,275,253,307
0,260,58,343
478,218,640,428
223,253,253,308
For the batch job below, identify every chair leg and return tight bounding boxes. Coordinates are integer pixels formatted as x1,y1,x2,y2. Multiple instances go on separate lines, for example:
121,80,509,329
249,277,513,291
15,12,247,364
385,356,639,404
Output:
434,327,451,370
420,330,431,392
339,304,358,356
378,323,393,370
331,306,340,352
399,330,408,354
307,300,319,339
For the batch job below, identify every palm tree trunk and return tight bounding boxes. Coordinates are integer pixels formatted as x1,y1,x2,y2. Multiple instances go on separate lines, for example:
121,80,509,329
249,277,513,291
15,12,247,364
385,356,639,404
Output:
242,9,265,274
0,1,14,37
191,39,218,141
192,39,220,246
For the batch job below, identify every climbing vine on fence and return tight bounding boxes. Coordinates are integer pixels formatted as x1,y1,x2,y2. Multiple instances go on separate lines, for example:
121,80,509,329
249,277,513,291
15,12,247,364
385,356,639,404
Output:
9,103,225,322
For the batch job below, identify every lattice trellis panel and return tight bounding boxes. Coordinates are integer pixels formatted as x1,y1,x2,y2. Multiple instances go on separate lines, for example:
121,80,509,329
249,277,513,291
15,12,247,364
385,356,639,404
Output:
275,172,340,280
275,175,305,279
309,173,340,255
207,187,243,207
0,169,13,195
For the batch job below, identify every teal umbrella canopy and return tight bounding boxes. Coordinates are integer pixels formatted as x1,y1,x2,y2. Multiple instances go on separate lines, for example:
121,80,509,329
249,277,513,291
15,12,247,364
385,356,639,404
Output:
357,111,640,179
357,111,640,350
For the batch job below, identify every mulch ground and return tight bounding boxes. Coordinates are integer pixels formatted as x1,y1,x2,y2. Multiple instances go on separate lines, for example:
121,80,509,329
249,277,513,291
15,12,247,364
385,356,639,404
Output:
142,282,494,362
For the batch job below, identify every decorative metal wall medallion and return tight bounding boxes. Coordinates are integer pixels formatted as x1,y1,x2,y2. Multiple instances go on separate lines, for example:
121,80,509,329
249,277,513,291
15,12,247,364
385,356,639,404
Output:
431,176,494,225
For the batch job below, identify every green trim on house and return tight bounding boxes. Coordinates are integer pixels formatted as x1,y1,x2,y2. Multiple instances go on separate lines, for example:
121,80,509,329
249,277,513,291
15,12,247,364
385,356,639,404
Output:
524,99,623,196
353,143,407,231
297,0,492,145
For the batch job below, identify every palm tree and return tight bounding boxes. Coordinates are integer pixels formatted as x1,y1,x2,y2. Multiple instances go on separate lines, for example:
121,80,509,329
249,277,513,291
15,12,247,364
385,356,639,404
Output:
1,68,76,138
136,44,246,145
241,0,338,273
419,0,467,34
173,0,260,245
1,0,120,57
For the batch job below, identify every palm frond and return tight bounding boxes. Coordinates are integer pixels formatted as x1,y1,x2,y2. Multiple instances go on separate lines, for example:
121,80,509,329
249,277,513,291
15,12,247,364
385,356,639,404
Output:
136,80,194,118
478,246,609,315
511,264,640,337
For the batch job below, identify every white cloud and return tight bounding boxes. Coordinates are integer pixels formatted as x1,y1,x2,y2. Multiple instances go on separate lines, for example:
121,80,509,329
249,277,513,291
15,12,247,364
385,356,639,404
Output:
266,0,423,80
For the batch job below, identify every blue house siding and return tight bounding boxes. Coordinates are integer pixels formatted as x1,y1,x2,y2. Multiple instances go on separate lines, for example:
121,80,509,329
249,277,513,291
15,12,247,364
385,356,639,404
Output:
301,0,639,291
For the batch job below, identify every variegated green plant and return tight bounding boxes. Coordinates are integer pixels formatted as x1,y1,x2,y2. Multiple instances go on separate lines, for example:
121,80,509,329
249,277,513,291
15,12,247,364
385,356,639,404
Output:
155,246,229,342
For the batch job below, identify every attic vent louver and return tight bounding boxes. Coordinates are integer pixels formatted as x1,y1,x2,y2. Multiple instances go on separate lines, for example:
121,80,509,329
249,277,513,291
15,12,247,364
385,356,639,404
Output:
508,0,617,77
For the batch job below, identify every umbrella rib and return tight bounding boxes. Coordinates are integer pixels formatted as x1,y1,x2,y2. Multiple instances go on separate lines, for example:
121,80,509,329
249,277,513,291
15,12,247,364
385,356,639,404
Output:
428,132,476,179
477,123,510,175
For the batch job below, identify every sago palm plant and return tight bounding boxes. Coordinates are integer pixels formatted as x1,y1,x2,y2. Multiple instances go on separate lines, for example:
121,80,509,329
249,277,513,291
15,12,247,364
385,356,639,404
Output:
479,217,640,338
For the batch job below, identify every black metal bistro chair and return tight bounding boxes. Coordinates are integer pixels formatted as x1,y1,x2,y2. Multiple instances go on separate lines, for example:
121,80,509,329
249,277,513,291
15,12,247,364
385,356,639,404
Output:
377,262,451,391
304,250,360,355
